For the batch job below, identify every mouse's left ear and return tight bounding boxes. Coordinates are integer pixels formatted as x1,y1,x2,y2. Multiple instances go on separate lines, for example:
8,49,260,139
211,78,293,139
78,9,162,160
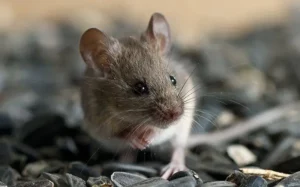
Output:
79,28,120,77
142,13,171,55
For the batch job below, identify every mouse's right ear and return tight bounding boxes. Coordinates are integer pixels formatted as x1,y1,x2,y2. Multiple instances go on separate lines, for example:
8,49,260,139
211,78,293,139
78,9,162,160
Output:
79,28,120,77
142,13,171,55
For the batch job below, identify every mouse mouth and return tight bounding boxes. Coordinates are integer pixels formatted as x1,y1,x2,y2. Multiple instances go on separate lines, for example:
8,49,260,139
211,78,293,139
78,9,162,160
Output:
114,125,156,149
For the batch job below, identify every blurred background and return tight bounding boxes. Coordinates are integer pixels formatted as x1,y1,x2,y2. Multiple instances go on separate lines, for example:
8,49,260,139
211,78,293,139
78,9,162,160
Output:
0,0,290,46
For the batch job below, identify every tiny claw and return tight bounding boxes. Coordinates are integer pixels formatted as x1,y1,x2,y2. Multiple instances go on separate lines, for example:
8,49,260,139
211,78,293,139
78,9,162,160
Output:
161,163,186,179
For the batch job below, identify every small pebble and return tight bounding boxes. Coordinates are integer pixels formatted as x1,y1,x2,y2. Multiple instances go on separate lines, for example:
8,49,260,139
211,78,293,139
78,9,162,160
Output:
56,137,79,159
227,144,257,166
0,166,20,186
12,141,41,162
18,113,67,148
274,171,300,187
111,172,147,187
200,181,236,187
226,170,246,185
0,181,7,187
240,176,267,187
128,177,168,187
168,170,203,185
22,160,49,178
0,139,14,165
102,163,157,177
0,113,14,135
87,176,113,187
159,176,196,187
40,172,86,187
260,136,295,169
67,161,100,181
13,180,54,187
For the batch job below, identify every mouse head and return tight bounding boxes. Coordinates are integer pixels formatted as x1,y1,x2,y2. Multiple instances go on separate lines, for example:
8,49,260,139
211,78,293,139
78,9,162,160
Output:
80,13,184,130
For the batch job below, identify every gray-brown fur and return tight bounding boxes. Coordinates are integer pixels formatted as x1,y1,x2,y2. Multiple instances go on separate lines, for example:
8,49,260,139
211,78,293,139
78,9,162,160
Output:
80,35,187,138
79,13,200,162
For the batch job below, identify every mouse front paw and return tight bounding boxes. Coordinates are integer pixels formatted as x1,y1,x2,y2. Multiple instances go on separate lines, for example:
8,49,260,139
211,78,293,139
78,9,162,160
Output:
161,162,187,179
129,136,151,150
161,147,187,179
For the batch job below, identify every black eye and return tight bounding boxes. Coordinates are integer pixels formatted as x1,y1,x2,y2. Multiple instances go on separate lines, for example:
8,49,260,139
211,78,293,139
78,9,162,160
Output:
133,81,149,96
170,76,176,86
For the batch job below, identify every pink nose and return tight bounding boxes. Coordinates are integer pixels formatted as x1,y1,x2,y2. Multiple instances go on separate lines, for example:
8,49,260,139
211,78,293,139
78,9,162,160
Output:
162,107,183,121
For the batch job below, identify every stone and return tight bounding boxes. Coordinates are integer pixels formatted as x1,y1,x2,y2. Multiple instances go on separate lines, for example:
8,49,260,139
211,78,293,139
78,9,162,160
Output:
194,171,214,183
22,160,50,178
0,181,7,187
168,170,203,185
0,91,38,124
0,166,20,186
200,181,236,187
13,180,54,187
226,170,246,185
240,176,267,187
159,176,196,187
274,171,300,187
111,172,147,187
12,141,41,163
0,138,14,165
67,161,100,181
87,176,113,187
260,136,295,169
215,110,237,128
128,177,168,187
0,113,14,135
227,144,257,166
193,162,237,179
40,172,86,187
102,163,157,178
226,170,267,187
56,137,79,160
18,113,68,148
238,132,273,153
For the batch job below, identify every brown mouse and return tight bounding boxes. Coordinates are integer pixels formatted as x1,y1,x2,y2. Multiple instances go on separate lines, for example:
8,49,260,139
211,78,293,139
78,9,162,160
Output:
79,12,199,179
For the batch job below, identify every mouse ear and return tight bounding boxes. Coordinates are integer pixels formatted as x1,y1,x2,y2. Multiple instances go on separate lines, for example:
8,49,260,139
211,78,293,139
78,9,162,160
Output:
79,28,120,77
142,13,171,54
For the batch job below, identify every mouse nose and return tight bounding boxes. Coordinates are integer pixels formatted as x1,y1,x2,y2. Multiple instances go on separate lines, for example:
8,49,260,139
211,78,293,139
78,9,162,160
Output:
162,107,183,121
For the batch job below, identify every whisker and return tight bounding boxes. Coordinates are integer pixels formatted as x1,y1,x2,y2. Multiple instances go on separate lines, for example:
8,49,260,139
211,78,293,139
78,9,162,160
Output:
181,84,203,101
194,110,218,119
192,118,204,131
227,99,251,111
178,66,198,97
193,113,219,129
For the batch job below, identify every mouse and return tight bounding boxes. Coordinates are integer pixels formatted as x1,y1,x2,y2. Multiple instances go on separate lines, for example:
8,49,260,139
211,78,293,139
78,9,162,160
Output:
79,12,200,179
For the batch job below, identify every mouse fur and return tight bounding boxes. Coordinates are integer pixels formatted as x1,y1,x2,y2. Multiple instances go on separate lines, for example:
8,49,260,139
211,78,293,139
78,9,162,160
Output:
79,13,200,158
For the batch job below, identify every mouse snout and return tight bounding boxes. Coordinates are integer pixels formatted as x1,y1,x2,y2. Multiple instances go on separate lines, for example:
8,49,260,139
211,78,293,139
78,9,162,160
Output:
154,97,184,123
163,107,183,121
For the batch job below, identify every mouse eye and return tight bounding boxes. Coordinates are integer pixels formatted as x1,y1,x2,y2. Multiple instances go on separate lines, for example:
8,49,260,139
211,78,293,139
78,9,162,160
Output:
170,76,176,86
133,81,149,96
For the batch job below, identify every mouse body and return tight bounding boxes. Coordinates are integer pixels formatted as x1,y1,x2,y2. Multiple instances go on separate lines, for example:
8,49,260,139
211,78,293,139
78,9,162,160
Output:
79,13,199,178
